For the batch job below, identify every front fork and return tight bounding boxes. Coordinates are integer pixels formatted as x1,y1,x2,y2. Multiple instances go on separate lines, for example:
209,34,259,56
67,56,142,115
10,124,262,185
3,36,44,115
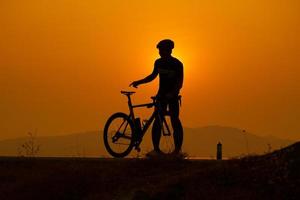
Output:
155,101,172,136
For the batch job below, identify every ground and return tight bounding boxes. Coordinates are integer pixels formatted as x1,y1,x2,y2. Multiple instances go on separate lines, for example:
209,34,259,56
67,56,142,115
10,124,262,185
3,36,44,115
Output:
0,142,300,200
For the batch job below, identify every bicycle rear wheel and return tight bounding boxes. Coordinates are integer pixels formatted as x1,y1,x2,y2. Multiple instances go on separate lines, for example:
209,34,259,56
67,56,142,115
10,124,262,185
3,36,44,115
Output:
103,112,135,158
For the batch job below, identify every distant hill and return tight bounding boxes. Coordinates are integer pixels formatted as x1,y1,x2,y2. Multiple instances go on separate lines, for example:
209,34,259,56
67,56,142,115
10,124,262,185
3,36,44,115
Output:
0,126,293,158
183,126,293,157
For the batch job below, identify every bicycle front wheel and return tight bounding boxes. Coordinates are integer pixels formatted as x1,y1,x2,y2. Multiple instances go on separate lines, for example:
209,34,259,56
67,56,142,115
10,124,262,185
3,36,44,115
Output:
103,112,135,158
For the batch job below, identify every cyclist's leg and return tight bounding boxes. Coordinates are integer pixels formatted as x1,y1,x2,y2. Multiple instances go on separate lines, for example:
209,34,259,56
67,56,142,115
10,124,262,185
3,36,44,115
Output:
152,100,167,152
169,98,183,153
152,119,161,152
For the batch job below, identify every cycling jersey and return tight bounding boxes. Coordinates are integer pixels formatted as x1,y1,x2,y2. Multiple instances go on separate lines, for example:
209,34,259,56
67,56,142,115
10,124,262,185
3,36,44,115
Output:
153,56,183,97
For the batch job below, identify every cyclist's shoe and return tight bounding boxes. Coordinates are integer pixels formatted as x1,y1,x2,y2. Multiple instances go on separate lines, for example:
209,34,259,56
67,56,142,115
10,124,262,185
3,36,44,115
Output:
145,150,163,158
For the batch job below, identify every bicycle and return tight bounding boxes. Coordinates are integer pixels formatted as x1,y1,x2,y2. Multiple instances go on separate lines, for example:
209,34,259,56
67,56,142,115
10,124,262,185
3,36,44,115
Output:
103,91,183,158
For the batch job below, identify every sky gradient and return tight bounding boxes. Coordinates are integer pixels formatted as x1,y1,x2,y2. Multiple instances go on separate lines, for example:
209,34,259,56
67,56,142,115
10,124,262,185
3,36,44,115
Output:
1,0,299,140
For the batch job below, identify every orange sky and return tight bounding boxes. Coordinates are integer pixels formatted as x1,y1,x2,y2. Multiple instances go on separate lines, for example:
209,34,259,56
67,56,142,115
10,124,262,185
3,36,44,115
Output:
0,0,299,140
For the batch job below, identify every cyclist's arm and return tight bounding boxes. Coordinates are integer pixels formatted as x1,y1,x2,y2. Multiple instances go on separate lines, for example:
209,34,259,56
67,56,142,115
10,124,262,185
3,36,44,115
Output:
133,65,158,86
169,63,184,95
177,62,184,90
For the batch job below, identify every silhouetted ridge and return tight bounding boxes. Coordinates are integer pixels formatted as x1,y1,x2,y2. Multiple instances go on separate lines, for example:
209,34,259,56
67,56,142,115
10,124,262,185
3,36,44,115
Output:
268,141,300,159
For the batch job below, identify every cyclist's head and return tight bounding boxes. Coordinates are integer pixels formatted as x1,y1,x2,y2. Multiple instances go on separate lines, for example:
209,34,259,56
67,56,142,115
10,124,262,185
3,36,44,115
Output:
157,39,174,58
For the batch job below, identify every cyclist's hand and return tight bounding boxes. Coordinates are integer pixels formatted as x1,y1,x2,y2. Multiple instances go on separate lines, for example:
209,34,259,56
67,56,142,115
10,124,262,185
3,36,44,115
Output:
129,81,139,88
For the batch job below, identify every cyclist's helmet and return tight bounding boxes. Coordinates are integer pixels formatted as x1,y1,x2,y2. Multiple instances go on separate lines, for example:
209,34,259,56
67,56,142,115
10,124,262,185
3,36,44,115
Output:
156,39,174,50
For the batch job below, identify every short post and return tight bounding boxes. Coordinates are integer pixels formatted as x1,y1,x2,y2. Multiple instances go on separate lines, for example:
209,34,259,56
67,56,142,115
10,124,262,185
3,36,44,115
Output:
217,142,222,160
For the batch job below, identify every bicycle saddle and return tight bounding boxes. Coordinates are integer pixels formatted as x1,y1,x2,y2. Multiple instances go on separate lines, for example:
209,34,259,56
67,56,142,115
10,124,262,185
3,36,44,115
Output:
121,91,136,95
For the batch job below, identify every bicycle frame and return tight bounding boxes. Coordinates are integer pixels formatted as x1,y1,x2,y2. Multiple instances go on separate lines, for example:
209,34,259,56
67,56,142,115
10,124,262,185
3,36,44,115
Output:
122,93,171,149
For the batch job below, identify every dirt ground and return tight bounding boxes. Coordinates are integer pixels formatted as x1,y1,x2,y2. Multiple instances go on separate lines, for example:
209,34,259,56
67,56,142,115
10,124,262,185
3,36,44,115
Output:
0,143,299,200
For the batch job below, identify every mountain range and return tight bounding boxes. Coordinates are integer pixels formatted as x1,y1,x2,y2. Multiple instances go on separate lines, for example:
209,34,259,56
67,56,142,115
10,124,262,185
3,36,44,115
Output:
0,126,293,158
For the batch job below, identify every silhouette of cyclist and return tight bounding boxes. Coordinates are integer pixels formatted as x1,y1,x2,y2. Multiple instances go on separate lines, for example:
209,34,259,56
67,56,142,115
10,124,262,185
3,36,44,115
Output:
130,39,184,155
